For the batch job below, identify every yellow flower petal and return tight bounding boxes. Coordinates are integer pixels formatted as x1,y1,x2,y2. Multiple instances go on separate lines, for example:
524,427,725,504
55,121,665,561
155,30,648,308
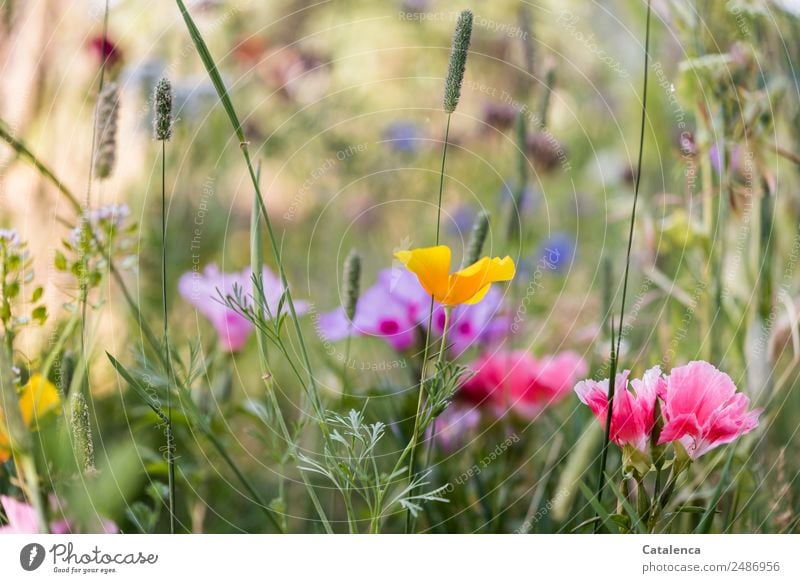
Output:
18,375,61,428
394,246,452,301
444,256,516,305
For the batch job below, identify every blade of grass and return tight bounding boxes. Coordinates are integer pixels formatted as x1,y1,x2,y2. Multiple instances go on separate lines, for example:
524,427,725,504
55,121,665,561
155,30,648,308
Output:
696,445,736,533
174,0,326,427
594,0,652,529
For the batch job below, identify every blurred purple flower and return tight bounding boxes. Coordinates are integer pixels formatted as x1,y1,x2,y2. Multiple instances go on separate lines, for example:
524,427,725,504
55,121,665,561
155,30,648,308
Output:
319,268,428,351
498,179,537,214
447,204,475,237
319,268,508,354
709,142,743,175
382,121,423,153
179,263,307,352
432,287,508,355
427,405,481,452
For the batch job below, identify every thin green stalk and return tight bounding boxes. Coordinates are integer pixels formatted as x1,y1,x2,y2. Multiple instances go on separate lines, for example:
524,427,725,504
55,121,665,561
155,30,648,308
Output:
160,140,176,534
710,131,729,364
79,0,111,399
204,431,284,533
175,0,326,427
342,332,353,401
594,0,652,531
404,115,453,533
250,167,332,533
378,307,451,534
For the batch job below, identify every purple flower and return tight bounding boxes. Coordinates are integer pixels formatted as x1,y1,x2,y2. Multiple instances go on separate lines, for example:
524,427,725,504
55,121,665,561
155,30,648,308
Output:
318,268,428,351
179,263,307,352
319,267,508,355
0,228,21,247
498,179,537,214
382,121,423,153
428,405,481,452
432,287,508,355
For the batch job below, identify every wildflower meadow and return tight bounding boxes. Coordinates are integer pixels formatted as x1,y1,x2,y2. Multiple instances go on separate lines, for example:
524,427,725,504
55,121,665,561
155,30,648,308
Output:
1,0,800,565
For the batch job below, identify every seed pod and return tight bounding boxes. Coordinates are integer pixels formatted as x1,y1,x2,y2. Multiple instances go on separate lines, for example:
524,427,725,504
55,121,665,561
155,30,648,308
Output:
343,250,361,323
71,392,96,474
94,82,120,180
463,211,490,268
443,10,473,114
153,77,173,141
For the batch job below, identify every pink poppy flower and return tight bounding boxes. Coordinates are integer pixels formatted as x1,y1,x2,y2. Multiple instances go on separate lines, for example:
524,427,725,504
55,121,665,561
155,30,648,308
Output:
574,366,663,453
656,361,760,459
179,263,307,352
0,496,39,534
463,350,588,419
0,496,117,534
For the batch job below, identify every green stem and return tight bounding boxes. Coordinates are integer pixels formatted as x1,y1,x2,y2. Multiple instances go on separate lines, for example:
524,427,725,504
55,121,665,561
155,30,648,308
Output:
404,114,452,533
342,331,353,402
160,141,176,534
594,0,652,531
19,454,47,533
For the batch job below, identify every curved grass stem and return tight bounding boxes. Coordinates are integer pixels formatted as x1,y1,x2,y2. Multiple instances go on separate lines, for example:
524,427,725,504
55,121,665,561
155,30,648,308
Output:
594,0,652,532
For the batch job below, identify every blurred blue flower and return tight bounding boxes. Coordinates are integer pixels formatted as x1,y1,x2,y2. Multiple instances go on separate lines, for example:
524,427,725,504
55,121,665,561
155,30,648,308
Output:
382,121,423,153
498,178,537,214
538,233,575,272
447,204,476,237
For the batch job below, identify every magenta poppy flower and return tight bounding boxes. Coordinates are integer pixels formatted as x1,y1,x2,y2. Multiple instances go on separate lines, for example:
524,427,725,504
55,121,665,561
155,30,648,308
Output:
463,350,588,419
574,366,663,453
656,361,760,459
319,268,508,354
318,268,430,351
179,263,307,352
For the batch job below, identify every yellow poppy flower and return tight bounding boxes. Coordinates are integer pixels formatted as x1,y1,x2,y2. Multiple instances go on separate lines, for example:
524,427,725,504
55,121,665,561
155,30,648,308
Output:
0,374,61,463
394,245,515,306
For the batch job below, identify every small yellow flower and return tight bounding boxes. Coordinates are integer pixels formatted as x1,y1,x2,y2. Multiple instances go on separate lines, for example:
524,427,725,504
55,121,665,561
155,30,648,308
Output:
394,245,515,306
0,374,61,463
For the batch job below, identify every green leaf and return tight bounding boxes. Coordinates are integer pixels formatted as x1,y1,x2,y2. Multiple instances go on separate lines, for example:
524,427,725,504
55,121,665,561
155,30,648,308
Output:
174,0,245,143
54,251,67,271
105,352,167,422
31,286,43,302
32,305,47,324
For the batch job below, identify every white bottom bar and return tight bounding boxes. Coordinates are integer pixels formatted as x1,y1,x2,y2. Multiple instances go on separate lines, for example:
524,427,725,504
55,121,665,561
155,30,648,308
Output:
1,535,798,581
